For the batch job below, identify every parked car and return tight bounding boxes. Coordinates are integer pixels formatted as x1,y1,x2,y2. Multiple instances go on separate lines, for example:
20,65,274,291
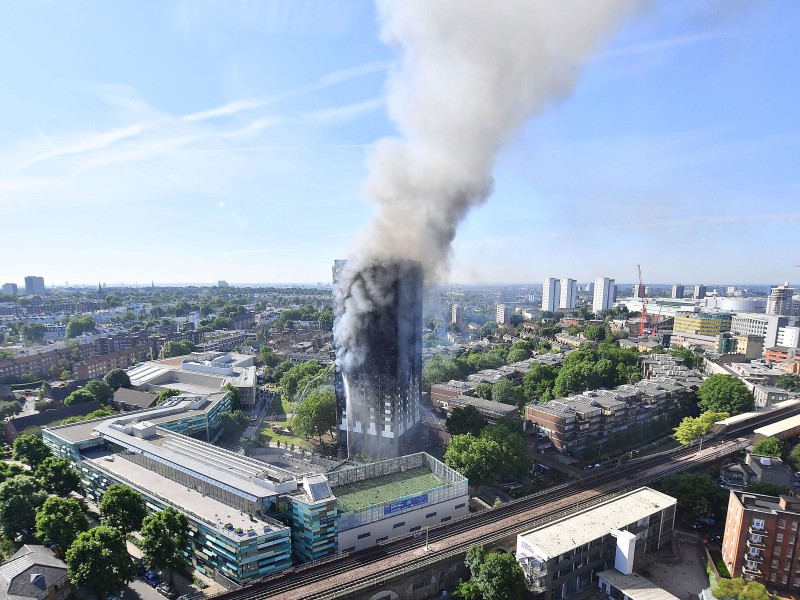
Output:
157,584,177,599
144,572,161,587
135,561,146,578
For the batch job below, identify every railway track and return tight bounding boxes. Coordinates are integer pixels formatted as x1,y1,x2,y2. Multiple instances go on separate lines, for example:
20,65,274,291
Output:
216,437,746,600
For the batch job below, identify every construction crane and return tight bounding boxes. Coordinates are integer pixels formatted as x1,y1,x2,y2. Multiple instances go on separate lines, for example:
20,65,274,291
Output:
638,264,648,337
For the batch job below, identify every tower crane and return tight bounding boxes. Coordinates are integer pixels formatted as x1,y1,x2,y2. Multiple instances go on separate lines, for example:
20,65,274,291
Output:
638,264,648,337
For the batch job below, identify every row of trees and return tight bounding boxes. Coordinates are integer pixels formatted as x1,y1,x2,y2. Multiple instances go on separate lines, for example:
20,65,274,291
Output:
4,433,189,599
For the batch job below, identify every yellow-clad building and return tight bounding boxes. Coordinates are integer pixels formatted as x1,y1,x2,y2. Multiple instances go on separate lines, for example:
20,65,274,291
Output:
673,311,732,337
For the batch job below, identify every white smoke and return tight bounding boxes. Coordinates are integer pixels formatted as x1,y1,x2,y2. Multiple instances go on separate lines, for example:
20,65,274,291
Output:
352,0,644,277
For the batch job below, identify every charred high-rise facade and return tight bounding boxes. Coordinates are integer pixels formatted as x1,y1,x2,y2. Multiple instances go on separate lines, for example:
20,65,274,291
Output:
332,259,423,459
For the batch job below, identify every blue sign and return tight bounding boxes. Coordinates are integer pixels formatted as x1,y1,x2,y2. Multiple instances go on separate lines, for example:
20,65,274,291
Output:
384,493,428,515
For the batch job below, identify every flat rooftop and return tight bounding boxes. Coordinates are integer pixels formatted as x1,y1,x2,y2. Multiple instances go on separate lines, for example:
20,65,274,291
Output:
518,487,676,561
83,449,283,538
333,467,443,513
597,570,679,600
754,413,800,438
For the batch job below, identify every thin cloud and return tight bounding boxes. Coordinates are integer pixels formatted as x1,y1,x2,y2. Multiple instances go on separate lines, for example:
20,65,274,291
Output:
593,31,725,62
304,98,383,123
182,60,389,123
19,123,145,171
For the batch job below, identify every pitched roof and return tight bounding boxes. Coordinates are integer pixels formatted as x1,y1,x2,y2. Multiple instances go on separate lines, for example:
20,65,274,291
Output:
0,545,68,600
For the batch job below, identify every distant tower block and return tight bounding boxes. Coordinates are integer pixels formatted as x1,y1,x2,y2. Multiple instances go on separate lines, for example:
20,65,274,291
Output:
542,278,560,312
672,284,684,299
333,259,423,459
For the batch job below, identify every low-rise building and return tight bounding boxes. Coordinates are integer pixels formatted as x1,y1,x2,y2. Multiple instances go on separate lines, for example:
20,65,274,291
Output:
438,395,519,422
0,545,73,600
516,487,676,599
753,385,790,408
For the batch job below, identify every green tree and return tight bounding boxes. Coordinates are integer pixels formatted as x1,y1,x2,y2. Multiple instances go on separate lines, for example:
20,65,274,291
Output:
0,400,22,419
0,475,48,539
712,577,745,600
160,340,195,359
220,411,250,440
673,411,729,445
740,582,771,600
662,472,727,520
491,379,524,407
446,405,487,437
476,552,526,600
790,444,800,472
474,383,493,400
744,482,790,496
66,526,135,599
35,496,89,550
156,388,181,404
35,456,81,496
65,316,97,339
223,383,241,410
445,435,505,487
83,379,114,403
506,347,530,363
259,345,281,367
697,374,754,415
293,388,337,444
583,323,606,341
104,368,131,390
752,436,782,458
139,507,189,584
99,484,147,533
0,462,24,485
776,374,800,392
12,433,51,468
20,323,47,344
64,389,96,406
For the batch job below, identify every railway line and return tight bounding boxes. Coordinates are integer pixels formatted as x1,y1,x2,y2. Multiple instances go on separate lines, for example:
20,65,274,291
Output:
216,436,748,600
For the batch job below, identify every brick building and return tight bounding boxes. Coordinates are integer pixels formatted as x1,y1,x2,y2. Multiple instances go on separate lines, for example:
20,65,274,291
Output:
722,491,800,590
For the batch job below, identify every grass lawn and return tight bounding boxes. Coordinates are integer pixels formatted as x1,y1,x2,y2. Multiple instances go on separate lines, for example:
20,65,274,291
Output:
334,467,444,512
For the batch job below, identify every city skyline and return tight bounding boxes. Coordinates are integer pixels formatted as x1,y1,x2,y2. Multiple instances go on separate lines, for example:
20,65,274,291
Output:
1,2,799,285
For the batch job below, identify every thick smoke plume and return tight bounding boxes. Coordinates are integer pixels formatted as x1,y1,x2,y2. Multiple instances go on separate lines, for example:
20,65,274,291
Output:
336,0,642,370
334,1,642,456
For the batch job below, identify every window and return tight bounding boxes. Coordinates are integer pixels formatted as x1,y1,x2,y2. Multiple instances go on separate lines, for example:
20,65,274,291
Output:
410,525,421,532
792,537,797,545
753,518,766,529
441,516,452,523
393,521,405,529
358,532,371,540
770,573,777,582
793,521,798,532
772,559,780,569
778,534,784,543
794,577,800,587
455,503,466,509
789,549,794,559
783,575,789,585
775,547,782,556
425,512,437,519
780,519,787,529
376,536,388,543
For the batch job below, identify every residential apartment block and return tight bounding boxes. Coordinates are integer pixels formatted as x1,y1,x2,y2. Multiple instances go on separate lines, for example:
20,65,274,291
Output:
559,278,577,310
542,278,560,312
768,283,795,317
722,491,800,591
516,487,676,599
592,278,615,313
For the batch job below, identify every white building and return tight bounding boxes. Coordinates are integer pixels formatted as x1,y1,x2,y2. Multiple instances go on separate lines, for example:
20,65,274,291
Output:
694,284,707,300
559,278,577,310
731,313,787,349
767,283,795,316
671,284,684,299
496,303,512,325
542,278,560,312
451,303,465,326
777,326,800,349
593,278,615,313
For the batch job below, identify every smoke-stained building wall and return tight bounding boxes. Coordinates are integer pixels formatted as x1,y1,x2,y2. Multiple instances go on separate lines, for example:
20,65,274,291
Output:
333,259,423,459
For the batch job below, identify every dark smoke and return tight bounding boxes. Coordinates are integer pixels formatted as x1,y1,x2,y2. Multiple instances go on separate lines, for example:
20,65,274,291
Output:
334,0,643,456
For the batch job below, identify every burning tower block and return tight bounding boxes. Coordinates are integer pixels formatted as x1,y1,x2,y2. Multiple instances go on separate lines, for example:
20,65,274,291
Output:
333,259,423,459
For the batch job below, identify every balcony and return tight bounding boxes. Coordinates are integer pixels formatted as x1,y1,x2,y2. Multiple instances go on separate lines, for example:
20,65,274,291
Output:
744,552,764,563
742,563,762,576
747,538,766,549
749,525,768,535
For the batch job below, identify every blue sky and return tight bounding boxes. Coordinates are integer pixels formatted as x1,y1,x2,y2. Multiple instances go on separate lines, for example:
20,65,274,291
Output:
1,1,798,287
